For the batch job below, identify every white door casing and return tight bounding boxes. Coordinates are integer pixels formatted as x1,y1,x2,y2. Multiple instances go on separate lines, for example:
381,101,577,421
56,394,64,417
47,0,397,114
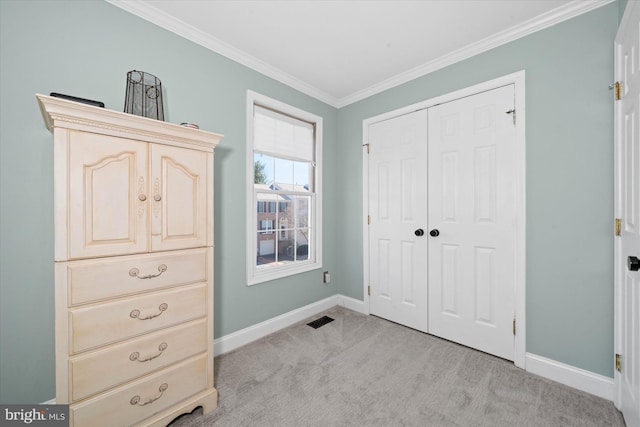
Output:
615,2,640,426
427,85,517,361
363,72,526,367
368,109,429,332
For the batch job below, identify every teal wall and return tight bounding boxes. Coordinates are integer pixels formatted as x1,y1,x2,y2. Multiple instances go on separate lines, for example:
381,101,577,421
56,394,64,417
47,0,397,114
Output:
0,0,620,404
619,0,629,21
0,0,337,403
337,3,618,377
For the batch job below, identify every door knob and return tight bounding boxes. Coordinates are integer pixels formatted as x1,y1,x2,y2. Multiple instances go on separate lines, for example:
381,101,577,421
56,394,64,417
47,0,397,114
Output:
629,256,640,272
430,229,440,237
414,229,424,237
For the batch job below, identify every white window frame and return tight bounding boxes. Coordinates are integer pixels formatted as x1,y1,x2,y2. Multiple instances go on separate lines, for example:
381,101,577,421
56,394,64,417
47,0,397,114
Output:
246,90,323,285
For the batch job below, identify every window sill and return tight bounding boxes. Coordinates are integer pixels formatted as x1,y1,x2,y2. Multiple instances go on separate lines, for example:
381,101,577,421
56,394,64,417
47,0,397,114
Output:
247,261,322,286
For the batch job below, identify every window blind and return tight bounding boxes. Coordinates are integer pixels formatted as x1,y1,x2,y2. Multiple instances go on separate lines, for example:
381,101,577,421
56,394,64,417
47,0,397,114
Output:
254,105,314,162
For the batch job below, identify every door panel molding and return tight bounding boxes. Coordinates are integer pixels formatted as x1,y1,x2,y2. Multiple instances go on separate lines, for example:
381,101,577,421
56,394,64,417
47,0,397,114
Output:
362,70,526,368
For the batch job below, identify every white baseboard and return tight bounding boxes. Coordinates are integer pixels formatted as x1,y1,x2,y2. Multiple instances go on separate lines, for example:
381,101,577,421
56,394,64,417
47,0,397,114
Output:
214,294,343,356
336,294,368,314
525,352,614,401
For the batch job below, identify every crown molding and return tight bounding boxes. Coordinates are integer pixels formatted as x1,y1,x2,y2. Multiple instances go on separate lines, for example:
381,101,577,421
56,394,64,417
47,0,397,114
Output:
335,0,615,107
105,0,337,106
106,0,614,109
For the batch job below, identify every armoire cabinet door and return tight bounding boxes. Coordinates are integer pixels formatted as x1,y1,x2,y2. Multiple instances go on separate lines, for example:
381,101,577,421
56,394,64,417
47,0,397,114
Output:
68,132,148,259
150,144,208,251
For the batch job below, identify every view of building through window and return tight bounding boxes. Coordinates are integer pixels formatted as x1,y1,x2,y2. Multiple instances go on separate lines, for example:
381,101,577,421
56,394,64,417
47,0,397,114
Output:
254,154,312,267
247,92,322,284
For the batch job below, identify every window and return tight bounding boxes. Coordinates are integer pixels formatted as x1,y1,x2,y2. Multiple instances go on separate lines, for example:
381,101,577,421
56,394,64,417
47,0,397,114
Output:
246,91,323,285
260,220,274,234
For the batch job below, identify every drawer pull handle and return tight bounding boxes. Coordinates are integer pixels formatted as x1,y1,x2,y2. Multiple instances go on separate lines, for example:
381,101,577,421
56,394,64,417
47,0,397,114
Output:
129,383,168,406
129,264,167,280
130,303,168,320
129,342,168,362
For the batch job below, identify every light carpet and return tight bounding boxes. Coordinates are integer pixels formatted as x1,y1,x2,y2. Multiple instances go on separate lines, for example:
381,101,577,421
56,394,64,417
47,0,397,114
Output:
169,306,625,426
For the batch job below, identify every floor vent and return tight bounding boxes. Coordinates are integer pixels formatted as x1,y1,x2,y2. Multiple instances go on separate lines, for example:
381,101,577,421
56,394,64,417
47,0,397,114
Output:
307,316,334,329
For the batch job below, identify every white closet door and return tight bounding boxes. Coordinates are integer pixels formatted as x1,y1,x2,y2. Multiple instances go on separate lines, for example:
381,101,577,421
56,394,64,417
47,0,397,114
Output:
368,109,429,332
427,85,517,361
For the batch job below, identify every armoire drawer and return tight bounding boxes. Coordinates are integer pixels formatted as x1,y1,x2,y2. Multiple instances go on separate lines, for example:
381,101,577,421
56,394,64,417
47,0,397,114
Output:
71,354,208,427
67,249,208,306
70,319,207,402
69,283,207,354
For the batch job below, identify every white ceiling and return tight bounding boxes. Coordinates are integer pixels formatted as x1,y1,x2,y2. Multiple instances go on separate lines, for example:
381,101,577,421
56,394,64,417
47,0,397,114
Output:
107,0,612,107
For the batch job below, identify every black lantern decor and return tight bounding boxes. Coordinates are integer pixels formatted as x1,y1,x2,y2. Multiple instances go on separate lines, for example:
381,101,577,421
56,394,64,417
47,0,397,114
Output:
124,70,164,121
